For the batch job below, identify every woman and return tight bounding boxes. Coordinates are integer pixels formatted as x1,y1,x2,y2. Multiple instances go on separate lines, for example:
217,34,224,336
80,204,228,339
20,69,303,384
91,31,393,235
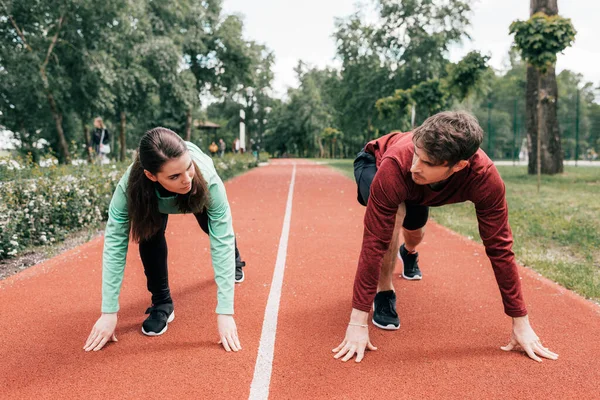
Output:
84,127,245,352
90,117,110,162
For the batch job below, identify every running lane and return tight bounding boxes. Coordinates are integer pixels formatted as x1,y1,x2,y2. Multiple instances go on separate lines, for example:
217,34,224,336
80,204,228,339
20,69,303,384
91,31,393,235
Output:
267,162,600,400
0,163,293,399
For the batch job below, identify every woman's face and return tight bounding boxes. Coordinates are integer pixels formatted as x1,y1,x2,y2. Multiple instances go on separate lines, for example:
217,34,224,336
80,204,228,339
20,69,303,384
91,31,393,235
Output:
94,119,102,129
144,153,195,195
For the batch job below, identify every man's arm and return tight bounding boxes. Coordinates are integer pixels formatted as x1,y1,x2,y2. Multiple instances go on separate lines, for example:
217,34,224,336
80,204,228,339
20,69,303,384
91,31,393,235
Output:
334,158,407,363
474,165,558,362
473,166,526,317
352,158,408,311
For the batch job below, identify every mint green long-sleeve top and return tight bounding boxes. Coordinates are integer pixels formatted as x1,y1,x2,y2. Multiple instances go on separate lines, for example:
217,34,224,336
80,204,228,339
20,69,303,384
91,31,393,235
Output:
101,142,235,315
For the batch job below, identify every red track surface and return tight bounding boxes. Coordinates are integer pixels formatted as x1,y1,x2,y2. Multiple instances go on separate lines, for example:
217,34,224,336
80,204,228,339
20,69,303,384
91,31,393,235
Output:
1,160,599,399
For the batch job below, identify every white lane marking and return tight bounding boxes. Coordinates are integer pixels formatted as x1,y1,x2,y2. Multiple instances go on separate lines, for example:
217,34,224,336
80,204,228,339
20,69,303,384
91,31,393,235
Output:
249,164,297,400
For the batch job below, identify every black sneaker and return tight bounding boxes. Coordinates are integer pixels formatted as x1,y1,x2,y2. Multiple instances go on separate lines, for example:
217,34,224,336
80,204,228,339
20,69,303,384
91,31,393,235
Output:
235,259,246,283
372,290,400,330
142,303,174,336
399,243,422,280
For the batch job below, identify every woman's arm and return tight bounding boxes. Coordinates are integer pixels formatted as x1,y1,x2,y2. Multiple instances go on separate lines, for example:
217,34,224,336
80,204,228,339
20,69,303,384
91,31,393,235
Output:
205,175,236,315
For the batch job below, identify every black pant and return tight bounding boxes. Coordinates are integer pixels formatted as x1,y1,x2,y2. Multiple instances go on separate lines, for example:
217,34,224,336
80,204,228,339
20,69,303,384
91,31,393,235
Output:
139,211,241,306
353,148,429,231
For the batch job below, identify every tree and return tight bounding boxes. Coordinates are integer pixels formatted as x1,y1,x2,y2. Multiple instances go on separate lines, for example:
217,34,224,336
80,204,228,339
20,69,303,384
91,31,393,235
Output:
376,0,473,87
375,51,489,132
510,1,576,179
0,0,129,163
321,127,343,158
331,1,475,154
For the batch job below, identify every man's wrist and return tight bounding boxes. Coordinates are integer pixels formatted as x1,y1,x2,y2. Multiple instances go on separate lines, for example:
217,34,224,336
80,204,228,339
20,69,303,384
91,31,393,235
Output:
350,308,369,324
512,314,529,327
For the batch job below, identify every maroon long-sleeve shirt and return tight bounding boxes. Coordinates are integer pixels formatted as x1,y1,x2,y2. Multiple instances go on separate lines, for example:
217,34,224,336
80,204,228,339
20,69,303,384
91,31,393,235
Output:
353,131,527,317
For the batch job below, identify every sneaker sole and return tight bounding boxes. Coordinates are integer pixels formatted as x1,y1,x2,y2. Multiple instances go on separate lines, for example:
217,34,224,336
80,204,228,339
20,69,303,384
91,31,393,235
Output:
141,310,175,336
401,272,422,280
371,318,400,330
235,270,245,283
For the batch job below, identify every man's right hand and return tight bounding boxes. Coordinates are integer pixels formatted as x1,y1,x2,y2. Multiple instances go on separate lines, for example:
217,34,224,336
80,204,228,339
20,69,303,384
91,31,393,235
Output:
332,308,377,363
84,313,118,352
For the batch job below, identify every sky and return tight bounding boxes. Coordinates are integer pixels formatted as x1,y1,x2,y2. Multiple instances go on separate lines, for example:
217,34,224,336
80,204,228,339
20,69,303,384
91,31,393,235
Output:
222,0,600,98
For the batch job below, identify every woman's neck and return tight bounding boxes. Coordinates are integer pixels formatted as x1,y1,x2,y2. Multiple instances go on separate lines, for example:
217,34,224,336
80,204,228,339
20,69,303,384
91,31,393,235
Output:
156,182,177,197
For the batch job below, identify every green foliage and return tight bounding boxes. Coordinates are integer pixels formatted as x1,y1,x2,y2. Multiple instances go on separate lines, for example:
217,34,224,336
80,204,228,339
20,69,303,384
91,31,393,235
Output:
375,88,413,132
510,13,576,73
377,0,473,86
446,51,491,100
263,65,337,157
0,0,260,163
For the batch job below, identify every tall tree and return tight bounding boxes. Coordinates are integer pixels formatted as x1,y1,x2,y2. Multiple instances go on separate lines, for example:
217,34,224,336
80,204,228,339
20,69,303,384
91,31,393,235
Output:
510,0,576,175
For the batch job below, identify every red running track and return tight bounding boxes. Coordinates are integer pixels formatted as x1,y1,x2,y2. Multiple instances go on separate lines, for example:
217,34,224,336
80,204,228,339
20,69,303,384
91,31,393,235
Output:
1,160,599,399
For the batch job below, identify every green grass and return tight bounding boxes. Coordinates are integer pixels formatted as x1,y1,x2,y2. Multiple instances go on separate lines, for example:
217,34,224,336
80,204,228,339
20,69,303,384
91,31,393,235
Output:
315,158,600,303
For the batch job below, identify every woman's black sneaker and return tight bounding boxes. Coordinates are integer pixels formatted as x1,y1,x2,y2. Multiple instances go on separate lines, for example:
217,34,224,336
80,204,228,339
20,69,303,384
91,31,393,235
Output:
235,259,246,283
399,244,422,280
142,303,174,336
372,290,400,330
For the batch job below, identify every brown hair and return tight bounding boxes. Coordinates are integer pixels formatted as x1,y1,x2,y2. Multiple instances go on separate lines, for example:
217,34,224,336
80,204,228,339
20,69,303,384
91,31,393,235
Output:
128,127,209,242
412,111,484,166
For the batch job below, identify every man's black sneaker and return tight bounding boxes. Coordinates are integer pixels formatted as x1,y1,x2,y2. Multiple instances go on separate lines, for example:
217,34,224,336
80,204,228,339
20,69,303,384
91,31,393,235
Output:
235,259,246,283
372,290,400,330
399,243,422,280
141,303,174,336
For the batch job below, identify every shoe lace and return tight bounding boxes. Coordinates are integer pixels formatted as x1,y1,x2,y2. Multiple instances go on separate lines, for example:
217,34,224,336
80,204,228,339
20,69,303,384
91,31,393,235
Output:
377,296,397,317
405,252,419,272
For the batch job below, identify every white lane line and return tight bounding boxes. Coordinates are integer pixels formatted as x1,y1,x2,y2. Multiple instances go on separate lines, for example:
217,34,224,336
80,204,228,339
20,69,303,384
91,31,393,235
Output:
249,164,297,400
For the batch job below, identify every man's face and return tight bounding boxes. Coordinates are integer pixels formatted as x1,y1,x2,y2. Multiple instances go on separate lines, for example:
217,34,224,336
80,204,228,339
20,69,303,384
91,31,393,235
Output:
410,145,466,185
144,153,195,195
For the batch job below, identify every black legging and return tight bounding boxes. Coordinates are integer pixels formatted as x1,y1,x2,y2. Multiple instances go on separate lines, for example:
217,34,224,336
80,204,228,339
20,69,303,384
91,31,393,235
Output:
139,211,241,305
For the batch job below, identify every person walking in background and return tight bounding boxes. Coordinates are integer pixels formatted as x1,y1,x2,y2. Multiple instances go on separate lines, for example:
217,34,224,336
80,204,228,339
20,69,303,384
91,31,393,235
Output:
84,127,246,352
90,117,111,164
233,138,240,154
219,138,226,158
209,141,218,157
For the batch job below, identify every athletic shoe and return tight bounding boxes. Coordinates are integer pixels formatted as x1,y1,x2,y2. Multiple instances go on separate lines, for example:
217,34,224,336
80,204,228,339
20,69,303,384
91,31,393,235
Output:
235,259,246,283
142,303,174,336
372,290,400,330
399,243,422,280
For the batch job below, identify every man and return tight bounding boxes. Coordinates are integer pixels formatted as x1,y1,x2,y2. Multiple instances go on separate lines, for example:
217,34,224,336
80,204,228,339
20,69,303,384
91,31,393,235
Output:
333,111,558,363
219,138,226,158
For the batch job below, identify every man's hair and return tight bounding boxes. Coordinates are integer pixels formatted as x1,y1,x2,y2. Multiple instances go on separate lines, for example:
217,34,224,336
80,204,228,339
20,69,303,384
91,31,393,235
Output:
412,111,484,166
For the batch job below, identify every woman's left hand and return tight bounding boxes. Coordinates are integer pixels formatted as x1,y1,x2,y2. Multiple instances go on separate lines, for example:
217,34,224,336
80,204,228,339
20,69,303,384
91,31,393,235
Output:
217,314,242,352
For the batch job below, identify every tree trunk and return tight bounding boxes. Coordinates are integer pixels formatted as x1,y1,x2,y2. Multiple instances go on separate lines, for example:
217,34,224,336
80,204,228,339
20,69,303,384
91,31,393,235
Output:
185,107,192,141
526,0,562,175
318,139,325,158
531,0,557,15
120,111,126,162
83,122,93,164
46,92,70,163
